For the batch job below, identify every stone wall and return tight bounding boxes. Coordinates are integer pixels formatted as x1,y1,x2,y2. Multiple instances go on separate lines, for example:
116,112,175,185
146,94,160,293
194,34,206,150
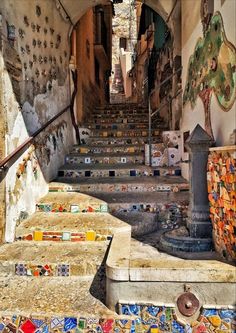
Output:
181,0,236,180
0,0,74,242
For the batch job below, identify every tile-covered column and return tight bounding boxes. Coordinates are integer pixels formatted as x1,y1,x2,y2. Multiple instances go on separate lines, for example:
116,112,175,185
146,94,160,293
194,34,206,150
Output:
207,146,236,262
185,124,214,238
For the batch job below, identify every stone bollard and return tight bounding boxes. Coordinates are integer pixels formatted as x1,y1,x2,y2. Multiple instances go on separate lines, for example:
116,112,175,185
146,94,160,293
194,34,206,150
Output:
185,124,214,238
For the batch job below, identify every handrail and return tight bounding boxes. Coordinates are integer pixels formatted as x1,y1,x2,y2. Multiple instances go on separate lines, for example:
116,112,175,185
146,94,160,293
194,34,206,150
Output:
0,104,70,169
0,69,80,170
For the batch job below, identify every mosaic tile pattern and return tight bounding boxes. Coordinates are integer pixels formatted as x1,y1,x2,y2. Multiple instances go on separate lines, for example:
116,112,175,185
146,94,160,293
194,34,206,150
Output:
65,154,144,165
36,203,108,213
71,145,145,154
57,167,182,179
0,307,234,333
207,149,236,261
15,263,70,277
16,231,111,242
49,182,189,194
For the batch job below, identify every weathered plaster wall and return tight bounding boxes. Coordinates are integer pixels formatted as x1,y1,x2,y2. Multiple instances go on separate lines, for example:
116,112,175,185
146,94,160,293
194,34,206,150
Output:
0,0,74,242
75,7,111,123
181,0,236,180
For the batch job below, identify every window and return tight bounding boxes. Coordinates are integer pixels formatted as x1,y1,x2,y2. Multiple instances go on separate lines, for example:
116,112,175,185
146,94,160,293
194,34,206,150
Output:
119,37,127,50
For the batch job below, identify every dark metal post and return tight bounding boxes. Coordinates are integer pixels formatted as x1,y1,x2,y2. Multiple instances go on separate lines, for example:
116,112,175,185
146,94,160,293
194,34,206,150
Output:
185,124,214,238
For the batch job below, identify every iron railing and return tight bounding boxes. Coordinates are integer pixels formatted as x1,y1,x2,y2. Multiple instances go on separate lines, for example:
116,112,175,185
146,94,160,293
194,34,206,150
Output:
0,70,80,170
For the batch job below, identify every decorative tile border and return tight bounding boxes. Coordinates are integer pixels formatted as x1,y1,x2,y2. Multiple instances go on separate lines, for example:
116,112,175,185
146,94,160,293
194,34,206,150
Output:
57,168,182,179
0,307,235,333
16,231,112,242
65,155,144,165
119,304,235,333
15,263,70,277
36,203,108,213
49,182,189,194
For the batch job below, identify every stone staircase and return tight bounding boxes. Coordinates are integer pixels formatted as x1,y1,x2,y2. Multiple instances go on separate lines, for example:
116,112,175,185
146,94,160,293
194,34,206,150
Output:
0,103,235,332
52,103,189,238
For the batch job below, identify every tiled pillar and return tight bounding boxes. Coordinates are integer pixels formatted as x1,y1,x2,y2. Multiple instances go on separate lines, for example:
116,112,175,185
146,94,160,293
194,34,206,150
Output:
185,124,214,238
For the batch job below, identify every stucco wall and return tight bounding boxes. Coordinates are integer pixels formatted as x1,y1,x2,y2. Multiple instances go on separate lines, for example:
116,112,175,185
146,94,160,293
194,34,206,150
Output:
0,0,74,242
180,0,236,180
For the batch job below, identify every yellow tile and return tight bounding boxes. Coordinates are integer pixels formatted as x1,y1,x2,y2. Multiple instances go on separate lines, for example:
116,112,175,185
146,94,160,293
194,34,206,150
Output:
80,147,88,153
150,328,159,333
86,230,96,241
33,231,43,241
128,147,135,153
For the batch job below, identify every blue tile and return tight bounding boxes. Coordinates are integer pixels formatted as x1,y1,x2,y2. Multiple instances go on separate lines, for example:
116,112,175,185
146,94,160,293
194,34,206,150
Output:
64,318,77,332
153,170,160,176
130,170,136,176
175,169,181,176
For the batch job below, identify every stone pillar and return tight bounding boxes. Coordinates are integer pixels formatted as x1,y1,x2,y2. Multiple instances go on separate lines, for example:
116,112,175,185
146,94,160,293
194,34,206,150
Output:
185,124,214,238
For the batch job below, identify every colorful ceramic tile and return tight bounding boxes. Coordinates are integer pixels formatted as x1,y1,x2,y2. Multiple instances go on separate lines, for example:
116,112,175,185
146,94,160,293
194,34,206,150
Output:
15,263,27,276
100,204,108,212
78,318,86,330
62,232,71,241
20,319,37,333
64,318,77,332
33,231,43,241
70,205,79,213
57,264,70,276
86,230,96,241
50,318,64,330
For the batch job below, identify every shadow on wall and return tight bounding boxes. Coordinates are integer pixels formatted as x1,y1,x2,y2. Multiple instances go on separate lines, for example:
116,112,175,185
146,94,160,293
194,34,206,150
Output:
0,1,75,242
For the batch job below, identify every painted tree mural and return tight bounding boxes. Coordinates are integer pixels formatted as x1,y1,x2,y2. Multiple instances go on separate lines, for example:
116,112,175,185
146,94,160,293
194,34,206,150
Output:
183,12,236,138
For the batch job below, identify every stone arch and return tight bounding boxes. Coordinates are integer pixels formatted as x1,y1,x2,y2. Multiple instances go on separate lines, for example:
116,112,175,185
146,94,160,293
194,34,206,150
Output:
57,0,173,36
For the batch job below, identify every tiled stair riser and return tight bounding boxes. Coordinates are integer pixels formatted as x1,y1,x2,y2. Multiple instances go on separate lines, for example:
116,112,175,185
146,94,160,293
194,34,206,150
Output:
86,123,149,130
36,203,108,213
89,115,149,124
71,145,144,154
90,129,160,138
16,231,112,242
65,155,144,165
15,263,70,277
89,137,161,145
119,304,235,333
57,168,182,179
49,183,188,193
0,308,234,333
110,201,188,224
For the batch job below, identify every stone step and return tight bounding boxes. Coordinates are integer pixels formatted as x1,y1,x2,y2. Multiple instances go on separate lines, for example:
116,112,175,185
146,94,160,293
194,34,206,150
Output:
57,164,182,179
15,212,130,241
0,276,115,317
88,191,189,213
89,128,160,138
112,211,158,237
86,122,149,130
65,152,144,165
36,192,108,213
88,136,161,145
50,176,188,193
88,114,149,123
94,106,148,115
71,143,144,154
0,241,108,277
